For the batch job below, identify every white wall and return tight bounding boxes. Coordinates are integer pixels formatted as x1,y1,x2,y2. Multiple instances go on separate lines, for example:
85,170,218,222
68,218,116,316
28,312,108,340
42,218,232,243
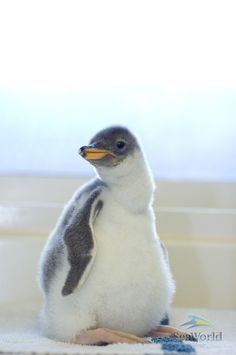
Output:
0,1,236,181
0,177,235,309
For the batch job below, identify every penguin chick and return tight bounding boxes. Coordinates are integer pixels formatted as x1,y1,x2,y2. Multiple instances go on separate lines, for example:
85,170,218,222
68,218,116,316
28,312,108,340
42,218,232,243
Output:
39,126,180,345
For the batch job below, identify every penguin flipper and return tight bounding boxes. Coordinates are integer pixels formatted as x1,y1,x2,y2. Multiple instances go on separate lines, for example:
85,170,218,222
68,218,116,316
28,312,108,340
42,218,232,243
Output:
62,185,103,296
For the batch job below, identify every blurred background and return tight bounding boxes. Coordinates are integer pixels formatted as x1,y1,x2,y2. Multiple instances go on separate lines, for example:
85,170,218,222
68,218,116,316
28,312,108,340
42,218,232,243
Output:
0,0,236,310
0,0,235,180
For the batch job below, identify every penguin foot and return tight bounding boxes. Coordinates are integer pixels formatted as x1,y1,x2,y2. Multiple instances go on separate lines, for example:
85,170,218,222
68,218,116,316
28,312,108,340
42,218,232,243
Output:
76,327,152,345
146,325,197,341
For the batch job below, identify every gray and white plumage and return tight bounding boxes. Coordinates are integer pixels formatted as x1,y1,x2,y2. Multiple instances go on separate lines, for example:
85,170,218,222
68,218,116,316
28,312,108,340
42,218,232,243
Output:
38,126,175,342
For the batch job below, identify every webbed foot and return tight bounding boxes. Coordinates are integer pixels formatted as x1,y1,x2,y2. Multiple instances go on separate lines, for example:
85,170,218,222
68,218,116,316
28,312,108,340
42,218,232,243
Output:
76,327,151,345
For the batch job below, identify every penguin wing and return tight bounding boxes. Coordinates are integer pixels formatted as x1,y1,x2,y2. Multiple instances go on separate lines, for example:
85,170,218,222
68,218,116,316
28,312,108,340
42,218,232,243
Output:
61,181,104,296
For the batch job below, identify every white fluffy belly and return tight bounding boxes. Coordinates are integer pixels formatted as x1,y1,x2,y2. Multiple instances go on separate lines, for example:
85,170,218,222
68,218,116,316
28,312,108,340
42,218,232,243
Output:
80,203,174,335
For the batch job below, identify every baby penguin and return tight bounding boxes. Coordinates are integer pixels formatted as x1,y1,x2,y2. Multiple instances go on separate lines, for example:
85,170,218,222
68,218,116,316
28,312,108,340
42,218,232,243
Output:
39,126,182,345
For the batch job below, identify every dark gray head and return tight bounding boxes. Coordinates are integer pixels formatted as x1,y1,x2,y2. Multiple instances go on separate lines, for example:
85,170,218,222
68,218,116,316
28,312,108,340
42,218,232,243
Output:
79,126,140,167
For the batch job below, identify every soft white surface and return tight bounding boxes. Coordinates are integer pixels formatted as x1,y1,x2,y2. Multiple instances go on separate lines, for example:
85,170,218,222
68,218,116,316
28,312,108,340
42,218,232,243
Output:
0,303,235,354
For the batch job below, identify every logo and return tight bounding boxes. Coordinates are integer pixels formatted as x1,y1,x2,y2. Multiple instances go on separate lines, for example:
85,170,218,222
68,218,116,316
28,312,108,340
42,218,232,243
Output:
179,315,223,341
181,315,211,329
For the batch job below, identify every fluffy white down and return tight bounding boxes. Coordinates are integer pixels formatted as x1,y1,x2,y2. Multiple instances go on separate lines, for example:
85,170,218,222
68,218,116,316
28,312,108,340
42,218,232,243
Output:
39,150,175,342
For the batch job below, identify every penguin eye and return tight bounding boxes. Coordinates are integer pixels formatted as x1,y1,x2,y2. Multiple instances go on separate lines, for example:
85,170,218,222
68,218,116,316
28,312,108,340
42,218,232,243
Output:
116,140,126,150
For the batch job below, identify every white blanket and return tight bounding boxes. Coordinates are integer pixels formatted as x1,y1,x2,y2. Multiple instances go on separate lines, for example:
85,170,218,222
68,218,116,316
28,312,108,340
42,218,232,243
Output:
0,302,235,354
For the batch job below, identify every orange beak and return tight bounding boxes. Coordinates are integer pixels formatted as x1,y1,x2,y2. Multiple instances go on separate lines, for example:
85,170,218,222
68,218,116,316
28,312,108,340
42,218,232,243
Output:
80,146,115,160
